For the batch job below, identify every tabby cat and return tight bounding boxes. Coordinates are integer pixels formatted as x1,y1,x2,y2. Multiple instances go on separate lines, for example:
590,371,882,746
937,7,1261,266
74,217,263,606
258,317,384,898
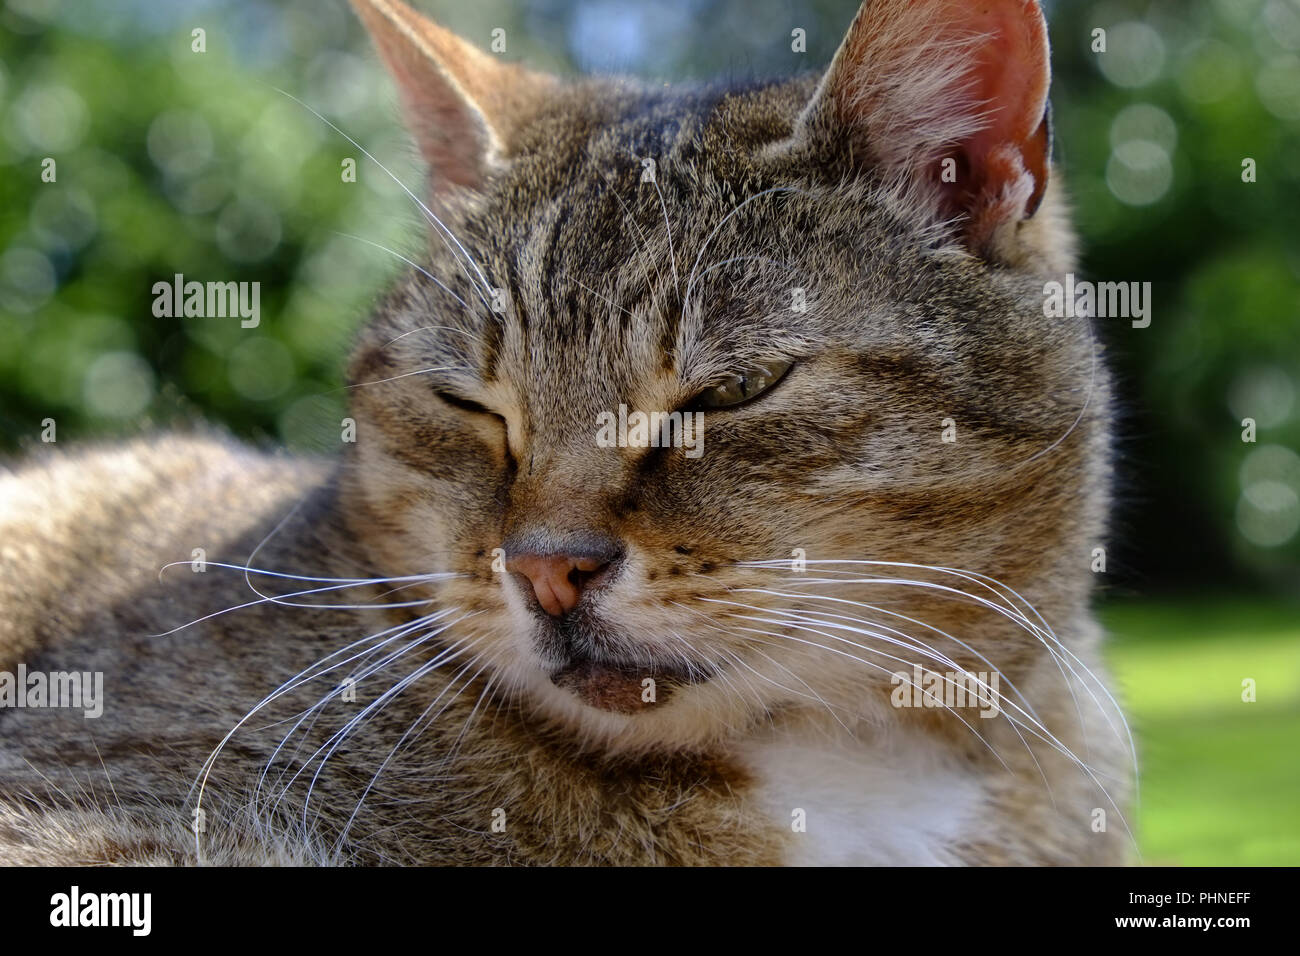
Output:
0,0,1132,865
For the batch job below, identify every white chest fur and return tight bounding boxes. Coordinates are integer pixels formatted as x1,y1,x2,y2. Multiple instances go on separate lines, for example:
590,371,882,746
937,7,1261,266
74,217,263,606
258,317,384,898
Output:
736,720,985,866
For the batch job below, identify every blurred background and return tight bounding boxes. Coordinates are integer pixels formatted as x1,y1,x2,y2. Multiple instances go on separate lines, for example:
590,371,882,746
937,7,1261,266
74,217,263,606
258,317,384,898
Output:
0,0,1296,863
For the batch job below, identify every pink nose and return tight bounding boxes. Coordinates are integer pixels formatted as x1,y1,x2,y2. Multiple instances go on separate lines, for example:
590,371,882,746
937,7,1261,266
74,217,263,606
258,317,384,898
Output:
505,553,608,617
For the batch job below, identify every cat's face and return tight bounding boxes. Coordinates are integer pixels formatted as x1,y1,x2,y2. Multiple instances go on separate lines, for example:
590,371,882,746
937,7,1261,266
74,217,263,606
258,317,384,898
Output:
342,0,1106,751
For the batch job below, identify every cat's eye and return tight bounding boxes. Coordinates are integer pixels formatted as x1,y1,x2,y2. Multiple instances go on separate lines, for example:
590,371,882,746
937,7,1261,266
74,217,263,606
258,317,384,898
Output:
434,388,493,417
689,360,793,410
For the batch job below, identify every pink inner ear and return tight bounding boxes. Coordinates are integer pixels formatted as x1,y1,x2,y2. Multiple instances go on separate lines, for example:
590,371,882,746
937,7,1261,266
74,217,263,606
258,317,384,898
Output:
351,0,561,197
364,30,491,192
935,0,1051,224
817,0,1054,245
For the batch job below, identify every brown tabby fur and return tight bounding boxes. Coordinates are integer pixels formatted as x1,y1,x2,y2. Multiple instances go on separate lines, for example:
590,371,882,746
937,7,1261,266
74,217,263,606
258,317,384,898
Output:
0,0,1131,865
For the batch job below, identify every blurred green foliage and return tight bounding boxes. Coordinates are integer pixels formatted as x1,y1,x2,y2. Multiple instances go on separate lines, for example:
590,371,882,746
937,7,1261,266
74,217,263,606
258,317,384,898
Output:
1047,0,1300,595
1104,599,1300,864
1,0,1298,592
0,0,431,453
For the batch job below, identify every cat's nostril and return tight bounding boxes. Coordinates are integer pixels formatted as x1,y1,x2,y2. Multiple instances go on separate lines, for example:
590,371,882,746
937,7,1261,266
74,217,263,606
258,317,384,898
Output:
505,551,615,617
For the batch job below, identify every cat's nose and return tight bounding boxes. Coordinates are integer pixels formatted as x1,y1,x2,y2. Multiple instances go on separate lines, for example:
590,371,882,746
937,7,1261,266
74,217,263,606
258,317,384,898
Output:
504,541,620,617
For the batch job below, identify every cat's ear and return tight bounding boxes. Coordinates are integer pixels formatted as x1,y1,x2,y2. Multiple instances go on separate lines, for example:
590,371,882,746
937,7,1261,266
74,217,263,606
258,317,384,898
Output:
349,0,557,194
787,0,1052,259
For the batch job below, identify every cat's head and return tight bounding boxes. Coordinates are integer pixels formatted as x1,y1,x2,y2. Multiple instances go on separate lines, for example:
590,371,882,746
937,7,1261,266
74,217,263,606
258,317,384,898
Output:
341,0,1107,752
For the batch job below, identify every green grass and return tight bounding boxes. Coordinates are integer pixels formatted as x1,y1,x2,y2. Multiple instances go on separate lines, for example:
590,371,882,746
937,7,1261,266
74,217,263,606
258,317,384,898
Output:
1101,599,1300,866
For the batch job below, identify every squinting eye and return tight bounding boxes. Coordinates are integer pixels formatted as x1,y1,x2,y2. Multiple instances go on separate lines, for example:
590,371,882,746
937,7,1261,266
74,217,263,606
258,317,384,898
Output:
433,388,495,417
689,359,793,410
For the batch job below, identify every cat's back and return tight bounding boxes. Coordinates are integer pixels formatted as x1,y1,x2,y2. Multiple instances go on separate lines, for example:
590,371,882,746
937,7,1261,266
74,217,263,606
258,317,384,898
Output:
0,433,327,664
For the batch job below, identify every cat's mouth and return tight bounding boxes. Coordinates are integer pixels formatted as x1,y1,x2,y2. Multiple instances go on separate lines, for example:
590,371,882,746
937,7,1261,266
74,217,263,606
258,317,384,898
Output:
548,654,713,714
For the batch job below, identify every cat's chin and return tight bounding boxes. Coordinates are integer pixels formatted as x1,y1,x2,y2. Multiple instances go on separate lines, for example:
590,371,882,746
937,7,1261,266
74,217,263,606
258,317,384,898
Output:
510,658,749,754
548,656,711,715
